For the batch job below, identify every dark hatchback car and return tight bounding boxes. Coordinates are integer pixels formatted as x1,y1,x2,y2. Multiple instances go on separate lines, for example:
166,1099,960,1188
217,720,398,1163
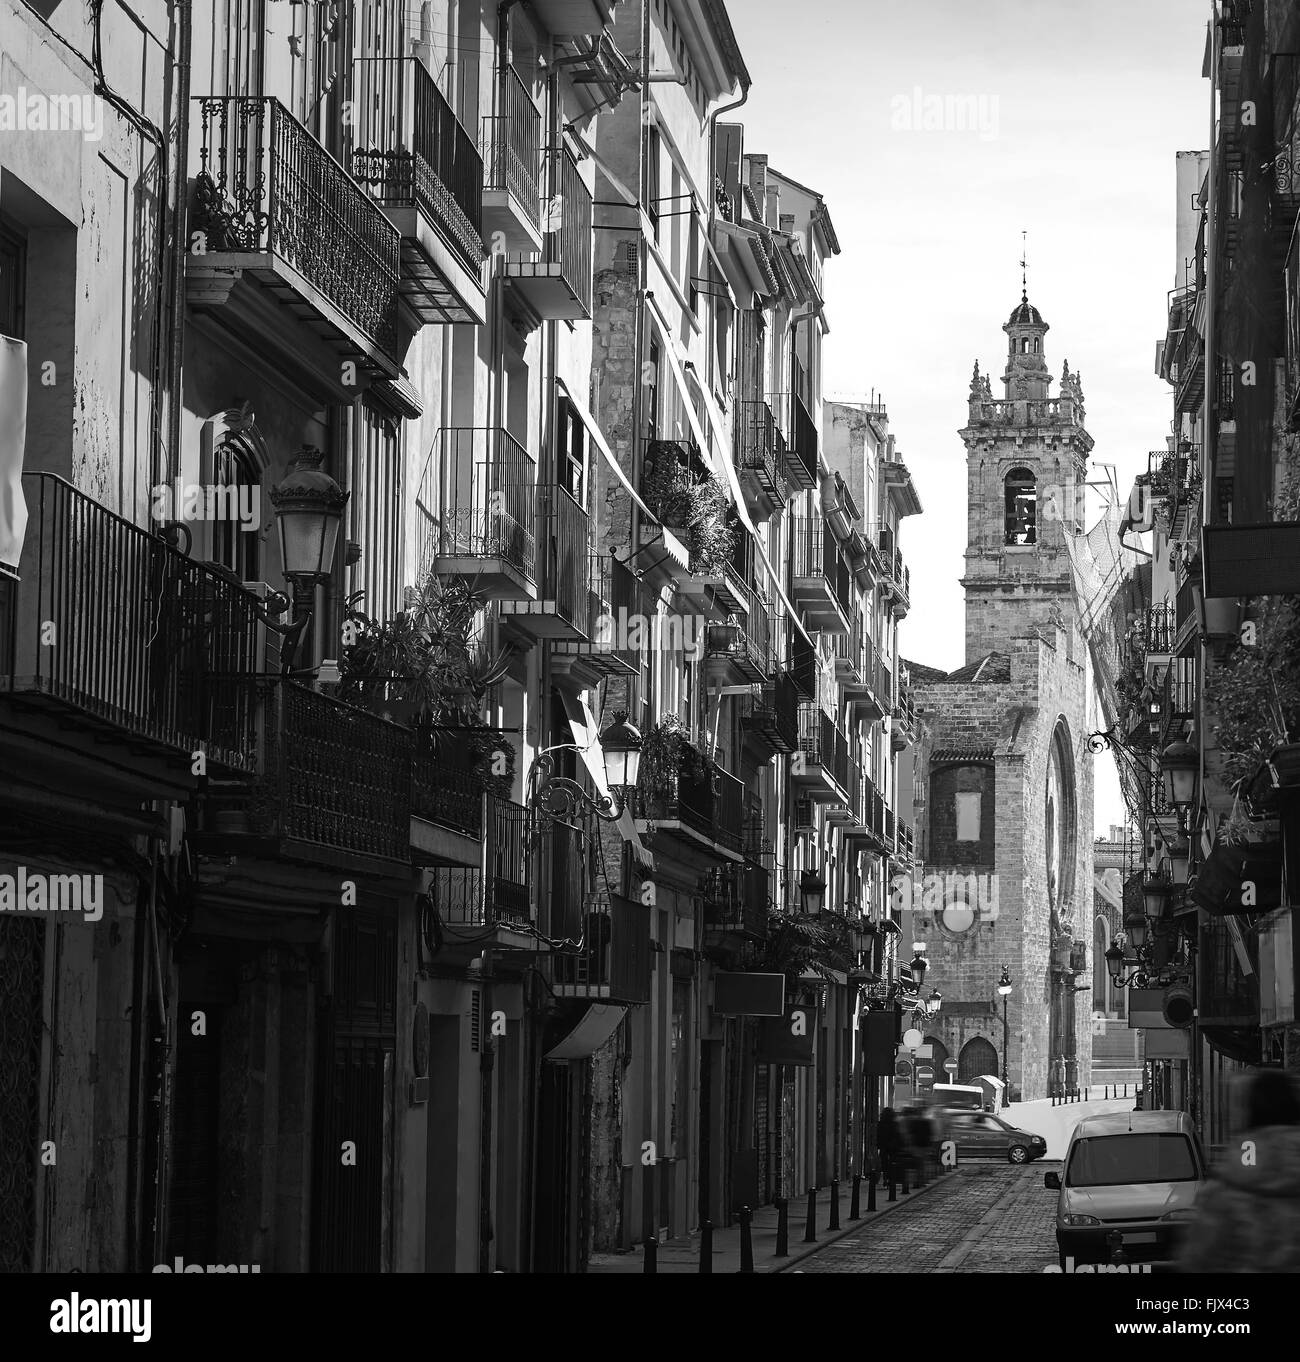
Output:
937,1110,1048,1164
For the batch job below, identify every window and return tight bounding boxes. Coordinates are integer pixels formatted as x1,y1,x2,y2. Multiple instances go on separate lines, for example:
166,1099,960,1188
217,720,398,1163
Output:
1065,1134,1198,1188
1020,337,1028,354
0,222,26,340
556,396,586,505
211,442,261,583
645,340,660,439
645,124,661,245
955,791,981,842
1004,468,1037,545
350,404,405,623
1033,338,1040,353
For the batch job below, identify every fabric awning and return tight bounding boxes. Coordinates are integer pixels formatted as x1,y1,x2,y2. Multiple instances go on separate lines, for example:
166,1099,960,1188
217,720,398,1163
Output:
710,220,773,303
555,374,688,572
643,293,816,652
543,1003,628,1061
0,337,28,568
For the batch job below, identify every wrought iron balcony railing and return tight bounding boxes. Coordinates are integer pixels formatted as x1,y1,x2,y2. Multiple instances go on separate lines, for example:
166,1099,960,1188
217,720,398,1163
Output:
536,483,591,627
411,727,487,839
504,142,593,318
193,96,402,357
741,670,800,756
2,472,261,772
351,57,485,275
790,515,853,628
774,390,818,490
429,795,530,926
735,398,786,514
550,892,652,1005
482,64,542,217
430,427,537,587
702,862,769,942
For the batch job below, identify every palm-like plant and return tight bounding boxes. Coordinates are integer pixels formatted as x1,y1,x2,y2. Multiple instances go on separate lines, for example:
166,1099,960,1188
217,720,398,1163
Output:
753,907,854,986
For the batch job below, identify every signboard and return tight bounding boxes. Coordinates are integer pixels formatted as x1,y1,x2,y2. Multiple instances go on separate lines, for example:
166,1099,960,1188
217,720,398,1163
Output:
863,1011,897,1073
917,1066,934,1080
1128,987,1172,1030
714,972,786,1016
757,1003,818,1066
914,1044,933,1059
1204,523,1300,598
894,1058,913,1080
1144,1029,1192,1060
944,1059,958,1075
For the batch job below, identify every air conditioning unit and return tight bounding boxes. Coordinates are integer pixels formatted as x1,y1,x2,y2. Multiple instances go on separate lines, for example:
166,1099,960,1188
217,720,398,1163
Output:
794,797,815,830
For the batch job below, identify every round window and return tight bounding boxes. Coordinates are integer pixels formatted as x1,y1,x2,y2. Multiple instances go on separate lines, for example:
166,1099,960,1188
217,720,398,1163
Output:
941,898,975,935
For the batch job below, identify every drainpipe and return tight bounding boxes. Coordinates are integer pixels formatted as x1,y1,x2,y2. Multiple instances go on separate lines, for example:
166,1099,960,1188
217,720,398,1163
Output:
478,950,495,1273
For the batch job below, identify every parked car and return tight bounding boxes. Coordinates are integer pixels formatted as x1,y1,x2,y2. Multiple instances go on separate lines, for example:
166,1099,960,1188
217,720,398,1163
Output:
1044,1111,1207,1270
938,1110,1046,1163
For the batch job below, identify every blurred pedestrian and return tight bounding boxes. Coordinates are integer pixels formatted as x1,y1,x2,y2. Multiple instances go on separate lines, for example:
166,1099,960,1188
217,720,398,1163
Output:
1178,1069,1300,1273
906,1103,935,1181
878,1107,903,1185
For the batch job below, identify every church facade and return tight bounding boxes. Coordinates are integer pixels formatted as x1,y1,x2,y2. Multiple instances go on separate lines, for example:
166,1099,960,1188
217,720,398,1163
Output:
905,294,1095,1102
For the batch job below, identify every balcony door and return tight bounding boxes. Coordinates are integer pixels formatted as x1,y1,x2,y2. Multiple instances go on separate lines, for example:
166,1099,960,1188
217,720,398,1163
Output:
216,0,265,99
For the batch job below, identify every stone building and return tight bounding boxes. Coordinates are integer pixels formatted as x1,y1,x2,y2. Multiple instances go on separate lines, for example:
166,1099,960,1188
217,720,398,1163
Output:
906,293,1094,1101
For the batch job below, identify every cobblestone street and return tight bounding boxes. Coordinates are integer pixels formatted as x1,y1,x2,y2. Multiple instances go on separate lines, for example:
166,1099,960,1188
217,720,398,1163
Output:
793,1163,1060,1274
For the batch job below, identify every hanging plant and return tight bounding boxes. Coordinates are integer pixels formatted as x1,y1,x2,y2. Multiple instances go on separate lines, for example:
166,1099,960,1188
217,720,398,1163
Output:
337,569,516,726
752,907,853,986
636,715,710,808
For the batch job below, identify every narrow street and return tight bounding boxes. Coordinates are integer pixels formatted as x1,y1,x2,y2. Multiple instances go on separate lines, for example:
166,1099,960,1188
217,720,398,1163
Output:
793,1163,1059,1274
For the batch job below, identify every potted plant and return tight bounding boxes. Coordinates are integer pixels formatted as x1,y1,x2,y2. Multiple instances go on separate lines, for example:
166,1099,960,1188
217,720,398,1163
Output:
636,714,710,816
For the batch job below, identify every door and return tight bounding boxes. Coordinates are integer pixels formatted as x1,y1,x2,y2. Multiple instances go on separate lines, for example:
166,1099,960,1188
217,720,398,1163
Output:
958,1035,997,1085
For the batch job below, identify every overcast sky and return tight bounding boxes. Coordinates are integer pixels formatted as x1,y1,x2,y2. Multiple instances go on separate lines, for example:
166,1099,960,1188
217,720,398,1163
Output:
728,0,1212,838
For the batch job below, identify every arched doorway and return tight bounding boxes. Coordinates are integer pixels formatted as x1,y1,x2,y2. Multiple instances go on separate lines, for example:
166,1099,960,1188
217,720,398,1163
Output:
959,1036,997,1085
926,1035,948,1084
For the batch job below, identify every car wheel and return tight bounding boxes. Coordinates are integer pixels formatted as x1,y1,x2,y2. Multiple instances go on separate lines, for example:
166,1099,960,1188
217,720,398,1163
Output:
1008,1144,1029,1164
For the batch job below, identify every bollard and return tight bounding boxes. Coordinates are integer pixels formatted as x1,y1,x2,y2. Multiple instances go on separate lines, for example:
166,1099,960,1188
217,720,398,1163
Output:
900,1161,910,1195
774,1197,789,1257
867,1168,878,1211
828,1178,841,1231
888,1164,897,1202
849,1174,861,1220
699,1219,712,1274
803,1186,818,1243
739,1206,754,1274
644,1236,657,1274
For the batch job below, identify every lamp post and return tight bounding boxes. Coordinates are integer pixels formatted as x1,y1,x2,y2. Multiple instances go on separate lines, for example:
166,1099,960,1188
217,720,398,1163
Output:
799,867,827,917
997,966,1012,1089
526,711,643,824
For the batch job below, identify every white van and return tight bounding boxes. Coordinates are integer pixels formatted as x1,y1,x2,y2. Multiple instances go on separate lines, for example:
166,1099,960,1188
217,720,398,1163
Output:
925,1083,985,1112
1044,1110,1207,1269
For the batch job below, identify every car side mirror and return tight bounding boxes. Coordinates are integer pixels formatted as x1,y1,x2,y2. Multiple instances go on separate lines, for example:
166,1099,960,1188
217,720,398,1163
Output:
1044,1171,1061,1190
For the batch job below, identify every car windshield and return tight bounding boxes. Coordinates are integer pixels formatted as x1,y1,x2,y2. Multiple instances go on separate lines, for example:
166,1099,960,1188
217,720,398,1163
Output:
1065,1133,1197,1187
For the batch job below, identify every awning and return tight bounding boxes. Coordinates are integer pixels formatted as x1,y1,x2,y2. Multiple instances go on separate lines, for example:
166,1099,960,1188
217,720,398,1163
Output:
544,1004,628,1061
710,219,775,302
563,690,654,870
0,337,28,568
643,293,816,651
555,374,689,573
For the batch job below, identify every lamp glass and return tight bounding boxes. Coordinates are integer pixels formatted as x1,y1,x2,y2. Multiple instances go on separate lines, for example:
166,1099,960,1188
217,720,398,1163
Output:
599,715,642,788
801,873,826,916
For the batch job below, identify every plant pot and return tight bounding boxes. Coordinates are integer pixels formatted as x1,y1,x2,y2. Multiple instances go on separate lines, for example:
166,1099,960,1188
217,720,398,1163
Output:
1267,742,1300,789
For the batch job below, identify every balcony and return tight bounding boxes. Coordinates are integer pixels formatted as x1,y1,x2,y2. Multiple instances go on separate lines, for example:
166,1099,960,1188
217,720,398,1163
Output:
411,728,491,865
878,529,910,617
1,473,261,790
551,891,653,1005
741,670,799,759
845,632,885,720
1171,296,1205,416
702,862,770,954
1136,603,1176,681
793,703,850,804
790,516,852,635
845,773,889,853
1199,914,1260,1061
351,57,487,325
427,796,534,959
480,65,543,254
826,755,863,829
774,391,818,491
190,96,402,397
527,0,619,33
425,427,537,597
199,682,413,877
891,680,918,750
504,144,593,319
787,627,818,699
636,741,745,862
551,554,641,684
500,484,590,639
833,618,864,685
704,572,773,688
735,399,787,520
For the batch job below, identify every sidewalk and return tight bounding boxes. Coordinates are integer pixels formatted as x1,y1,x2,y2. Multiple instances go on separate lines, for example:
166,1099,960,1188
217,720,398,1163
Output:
587,1169,947,1274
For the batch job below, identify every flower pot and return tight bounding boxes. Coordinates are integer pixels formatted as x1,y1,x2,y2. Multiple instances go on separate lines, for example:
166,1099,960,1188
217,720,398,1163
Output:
1267,742,1300,789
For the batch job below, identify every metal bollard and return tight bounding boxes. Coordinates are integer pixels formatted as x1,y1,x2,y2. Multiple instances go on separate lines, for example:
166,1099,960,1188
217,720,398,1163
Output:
867,1167,878,1211
739,1206,754,1274
828,1178,841,1231
774,1197,789,1257
803,1186,818,1243
644,1236,657,1274
850,1174,861,1220
699,1219,712,1274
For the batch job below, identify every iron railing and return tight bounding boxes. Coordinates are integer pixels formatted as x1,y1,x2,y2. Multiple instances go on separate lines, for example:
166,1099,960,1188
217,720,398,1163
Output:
429,795,530,925
741,671,799,753
482,64,542,212
434,427,537,582
351,57,485,273
736,399,784,505
193,95,402,355
544,143,592,313
2,472,261,770
790,516,853,619
255,682,412,863
550,893,652,1004
774,390,818,488
703,862,768,941
411,728,487,838
1199,913,1259,1026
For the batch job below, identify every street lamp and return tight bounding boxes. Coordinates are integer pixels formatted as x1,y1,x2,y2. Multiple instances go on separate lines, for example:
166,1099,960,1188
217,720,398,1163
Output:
925,987,943,1018
799,868,827,917
909,948,928,987
1105,936,1145,989
997,965,1012,1089
1160,739,1199,812
527,711,644,823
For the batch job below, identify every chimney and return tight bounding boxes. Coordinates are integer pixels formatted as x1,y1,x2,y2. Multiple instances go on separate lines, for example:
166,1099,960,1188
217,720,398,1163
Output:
747,154,767,220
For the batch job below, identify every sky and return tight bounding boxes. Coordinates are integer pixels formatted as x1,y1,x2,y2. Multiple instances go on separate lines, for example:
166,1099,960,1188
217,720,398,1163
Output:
727,0,1212,839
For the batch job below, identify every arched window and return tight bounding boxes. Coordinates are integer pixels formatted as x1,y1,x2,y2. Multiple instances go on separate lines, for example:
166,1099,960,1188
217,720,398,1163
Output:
1020,337,1028,353
1093,916,1110,1015
1033,338,1040,353
1004,467,1037,545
